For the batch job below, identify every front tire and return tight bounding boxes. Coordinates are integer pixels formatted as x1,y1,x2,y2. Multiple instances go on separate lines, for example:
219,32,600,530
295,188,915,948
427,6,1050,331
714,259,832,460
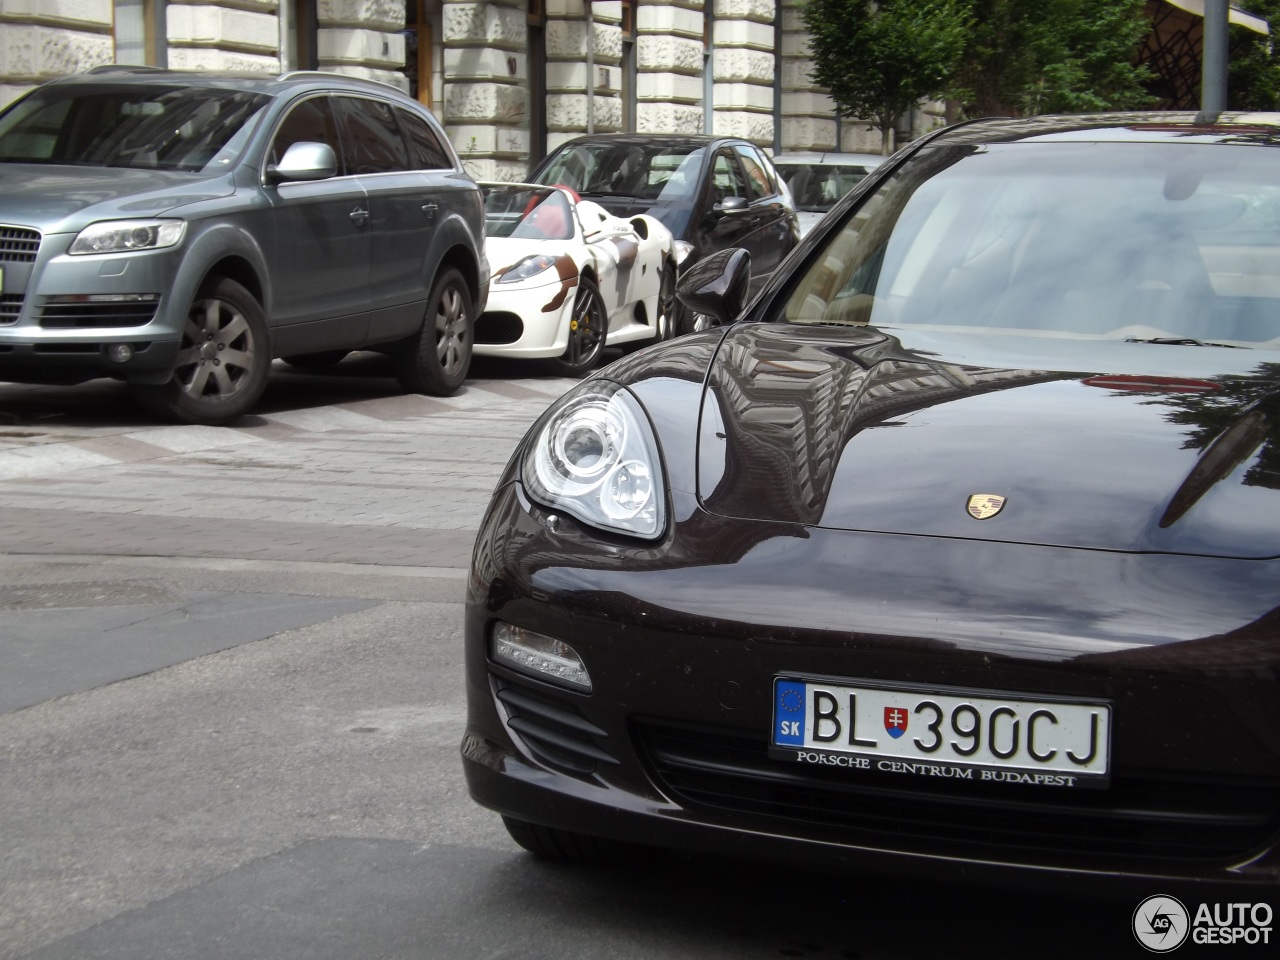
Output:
547,276,608,377
132,277,270,425
393,267,473,396
654,261,678,343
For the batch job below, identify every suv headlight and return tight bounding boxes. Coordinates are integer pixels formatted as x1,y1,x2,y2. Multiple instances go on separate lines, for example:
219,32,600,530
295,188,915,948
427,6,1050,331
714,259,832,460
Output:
522,380,666,539
69,219,187,255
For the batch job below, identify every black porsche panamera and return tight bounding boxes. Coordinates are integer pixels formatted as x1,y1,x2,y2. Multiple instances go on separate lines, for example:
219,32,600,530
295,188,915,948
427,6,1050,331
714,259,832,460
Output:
462,113,1280,891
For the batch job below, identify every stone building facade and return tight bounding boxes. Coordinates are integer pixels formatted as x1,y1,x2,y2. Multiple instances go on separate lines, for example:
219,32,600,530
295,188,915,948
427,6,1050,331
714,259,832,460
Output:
0,0,919,178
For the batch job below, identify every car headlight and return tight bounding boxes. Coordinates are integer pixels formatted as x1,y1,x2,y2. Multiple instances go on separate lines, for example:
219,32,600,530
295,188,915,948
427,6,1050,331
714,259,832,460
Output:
523,380,666,539
497,253,561,283
68,219,187,255
672,240,695,266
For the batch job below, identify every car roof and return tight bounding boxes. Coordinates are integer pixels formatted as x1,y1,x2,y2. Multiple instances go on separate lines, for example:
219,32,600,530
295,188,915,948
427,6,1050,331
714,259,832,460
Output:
773,152,886,165
551,133,756,150
41,67,417,104
928,111,1280,147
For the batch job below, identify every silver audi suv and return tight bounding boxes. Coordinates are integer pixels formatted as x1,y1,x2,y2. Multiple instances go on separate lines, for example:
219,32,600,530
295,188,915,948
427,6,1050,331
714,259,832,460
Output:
0,67,489,424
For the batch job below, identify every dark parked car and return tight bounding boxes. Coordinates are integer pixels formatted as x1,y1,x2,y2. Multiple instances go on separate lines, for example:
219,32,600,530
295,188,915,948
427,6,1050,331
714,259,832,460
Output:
463,113,1280,891
0,68,488,424
529,134,799,333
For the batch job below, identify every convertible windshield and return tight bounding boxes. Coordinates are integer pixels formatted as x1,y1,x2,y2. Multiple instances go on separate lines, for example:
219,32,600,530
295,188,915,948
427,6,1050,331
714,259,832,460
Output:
0,84,268,172
783,142,1280,346
536,143,706,202
482,186,575,241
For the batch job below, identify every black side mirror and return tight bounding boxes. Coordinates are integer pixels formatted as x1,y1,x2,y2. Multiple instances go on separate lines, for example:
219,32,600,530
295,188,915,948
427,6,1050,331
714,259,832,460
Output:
266,141,337,184
676,247,751,327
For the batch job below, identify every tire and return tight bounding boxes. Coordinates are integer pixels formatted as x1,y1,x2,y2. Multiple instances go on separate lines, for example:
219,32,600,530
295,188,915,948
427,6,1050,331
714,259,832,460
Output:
132,277,270,425
283,350,348,369
393,267,473,396
678,306,718,337
654,261,678,343
547,276,608,377
501,816,651,865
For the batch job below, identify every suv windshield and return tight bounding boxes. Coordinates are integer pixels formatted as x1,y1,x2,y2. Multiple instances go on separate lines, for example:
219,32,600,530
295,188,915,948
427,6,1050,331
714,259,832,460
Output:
537,143,705,202
0,84,269,173
783,141,1280,346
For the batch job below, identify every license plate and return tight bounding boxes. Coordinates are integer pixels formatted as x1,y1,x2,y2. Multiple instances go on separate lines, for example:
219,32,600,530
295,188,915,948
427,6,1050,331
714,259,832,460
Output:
771,676,1110,788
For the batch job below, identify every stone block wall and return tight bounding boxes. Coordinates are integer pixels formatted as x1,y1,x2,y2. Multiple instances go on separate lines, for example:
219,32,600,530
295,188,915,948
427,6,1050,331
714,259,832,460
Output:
0,0,113,107
0,0,926,169
442,0,528,180
636,0,704,135
166,0,281,74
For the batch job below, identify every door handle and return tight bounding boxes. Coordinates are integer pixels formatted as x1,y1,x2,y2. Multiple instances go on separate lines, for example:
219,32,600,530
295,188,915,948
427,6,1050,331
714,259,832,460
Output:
421,202,438,218
349,206,369,225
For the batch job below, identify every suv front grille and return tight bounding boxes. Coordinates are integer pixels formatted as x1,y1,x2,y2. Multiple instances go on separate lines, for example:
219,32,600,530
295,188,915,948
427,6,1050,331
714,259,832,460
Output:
39,298,159,329
0,294,22,325
0,226,40,263
636,720,1279,868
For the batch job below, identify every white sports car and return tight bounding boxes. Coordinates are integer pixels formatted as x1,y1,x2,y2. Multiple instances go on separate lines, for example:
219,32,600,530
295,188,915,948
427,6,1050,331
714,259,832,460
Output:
474,183,677,375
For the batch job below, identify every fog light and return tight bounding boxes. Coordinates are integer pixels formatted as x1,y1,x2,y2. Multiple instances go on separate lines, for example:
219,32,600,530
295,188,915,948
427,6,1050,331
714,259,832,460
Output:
105,343,134,363
491,622,592,692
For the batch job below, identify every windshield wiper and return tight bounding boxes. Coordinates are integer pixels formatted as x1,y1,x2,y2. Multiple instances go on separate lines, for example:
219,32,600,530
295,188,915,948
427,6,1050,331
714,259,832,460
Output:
1125,336,1240,348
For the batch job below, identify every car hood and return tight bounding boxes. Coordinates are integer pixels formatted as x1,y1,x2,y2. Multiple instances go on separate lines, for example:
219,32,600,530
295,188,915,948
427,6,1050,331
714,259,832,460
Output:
0,164,235,233
696,324,1280,558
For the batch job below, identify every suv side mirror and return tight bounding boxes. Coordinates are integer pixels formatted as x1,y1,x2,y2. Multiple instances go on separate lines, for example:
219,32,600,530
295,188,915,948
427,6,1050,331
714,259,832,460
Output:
676,247,751,327
267,141,337,183
715,196,749,216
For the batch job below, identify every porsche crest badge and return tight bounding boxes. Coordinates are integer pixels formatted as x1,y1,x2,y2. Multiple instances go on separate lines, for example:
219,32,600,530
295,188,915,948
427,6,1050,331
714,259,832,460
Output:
966,494,1006,520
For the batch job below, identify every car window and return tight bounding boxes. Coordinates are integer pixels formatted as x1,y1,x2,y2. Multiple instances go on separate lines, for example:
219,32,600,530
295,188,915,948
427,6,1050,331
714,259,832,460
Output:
483,185,576,240
398,107,451,170
269,95,342,171
0,84,268,172
734,145,773,200
781,141,1280,345
335,96,410,174
710,150,748,204
782,163,875,211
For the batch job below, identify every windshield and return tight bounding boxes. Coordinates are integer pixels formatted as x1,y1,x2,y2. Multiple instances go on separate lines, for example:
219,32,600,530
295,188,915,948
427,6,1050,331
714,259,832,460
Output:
783,141,1280,346
536,142,706,202
483,186,576,240
0,84,269,173
778,162,878,212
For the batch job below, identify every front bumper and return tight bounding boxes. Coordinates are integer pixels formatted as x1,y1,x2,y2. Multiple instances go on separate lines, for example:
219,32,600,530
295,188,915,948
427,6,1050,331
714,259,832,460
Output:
0,230,184,384
472,277,576,360
462,482,1280,890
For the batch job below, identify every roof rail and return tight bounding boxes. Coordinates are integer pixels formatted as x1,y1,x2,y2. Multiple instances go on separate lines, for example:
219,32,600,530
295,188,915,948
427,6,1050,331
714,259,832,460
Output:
277,70,407,95
86,64,171,75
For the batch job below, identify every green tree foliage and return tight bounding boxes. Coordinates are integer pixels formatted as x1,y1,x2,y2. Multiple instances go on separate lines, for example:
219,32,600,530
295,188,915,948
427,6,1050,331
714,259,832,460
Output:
801,0,971,154
1229,0,1280,109
803,1,1154,144
952,0,1154,117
